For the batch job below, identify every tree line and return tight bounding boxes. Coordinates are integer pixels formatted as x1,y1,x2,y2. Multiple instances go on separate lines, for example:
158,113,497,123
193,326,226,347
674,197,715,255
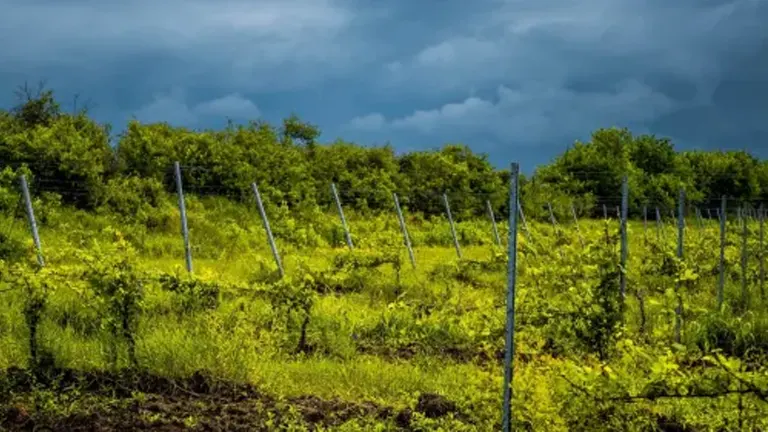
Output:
1,86,766,223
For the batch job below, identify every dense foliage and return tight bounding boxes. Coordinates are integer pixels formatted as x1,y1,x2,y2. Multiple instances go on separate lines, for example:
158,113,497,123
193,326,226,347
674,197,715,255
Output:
1,87,767,222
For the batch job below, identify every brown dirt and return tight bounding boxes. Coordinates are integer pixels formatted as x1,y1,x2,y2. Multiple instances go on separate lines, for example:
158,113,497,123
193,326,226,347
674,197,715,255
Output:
0,367,466,431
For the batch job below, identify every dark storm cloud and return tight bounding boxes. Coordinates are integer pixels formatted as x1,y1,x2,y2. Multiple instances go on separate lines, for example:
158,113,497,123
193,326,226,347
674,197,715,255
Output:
0,0,766,167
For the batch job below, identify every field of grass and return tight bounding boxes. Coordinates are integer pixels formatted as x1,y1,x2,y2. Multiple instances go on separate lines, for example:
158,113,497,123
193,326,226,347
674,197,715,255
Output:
0,195,767,431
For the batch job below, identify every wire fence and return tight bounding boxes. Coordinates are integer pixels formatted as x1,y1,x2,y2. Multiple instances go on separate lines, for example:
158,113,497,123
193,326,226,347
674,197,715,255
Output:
4,162,768,316
1,162,767,429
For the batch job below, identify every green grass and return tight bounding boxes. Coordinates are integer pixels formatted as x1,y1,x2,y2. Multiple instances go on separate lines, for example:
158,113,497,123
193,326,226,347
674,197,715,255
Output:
1,200,767,430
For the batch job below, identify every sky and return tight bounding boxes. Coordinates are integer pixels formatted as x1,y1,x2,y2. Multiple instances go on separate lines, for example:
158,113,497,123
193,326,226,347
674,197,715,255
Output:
1,0,767,170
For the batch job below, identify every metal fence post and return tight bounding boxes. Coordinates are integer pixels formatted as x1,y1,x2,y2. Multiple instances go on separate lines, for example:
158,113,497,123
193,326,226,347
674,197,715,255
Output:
695,208,703,229
443,193,462,259
251,183,284,278
486,200,502,246
19,175,44,267
740,206,748,311
331,183,354,250
393,193,416,268
620,175,629,302
518,200,531,245
502,162,520,432
718,196,727,310
571,201,585,248
643,205,648,240
174,162,193,273
547,202,564,258
675,188,684,343
547,202,557,229
655,207,662,240
760,204,765,302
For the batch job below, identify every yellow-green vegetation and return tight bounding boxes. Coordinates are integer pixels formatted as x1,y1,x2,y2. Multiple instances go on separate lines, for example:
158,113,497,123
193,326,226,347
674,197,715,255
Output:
0,86,767,430
0,194,767,430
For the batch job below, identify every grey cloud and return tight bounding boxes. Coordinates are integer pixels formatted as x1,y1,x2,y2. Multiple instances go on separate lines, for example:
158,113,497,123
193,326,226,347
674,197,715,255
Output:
132,89,260,125
347,113,386,131
381,0,766,95
0,0,372,93
362,0,768,161
355,80,675,145
194,94,260,119
1,0,766,167
2,0,351,55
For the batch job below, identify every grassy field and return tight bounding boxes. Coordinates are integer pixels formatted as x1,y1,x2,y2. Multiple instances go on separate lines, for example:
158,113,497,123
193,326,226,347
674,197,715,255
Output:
0,195,767,431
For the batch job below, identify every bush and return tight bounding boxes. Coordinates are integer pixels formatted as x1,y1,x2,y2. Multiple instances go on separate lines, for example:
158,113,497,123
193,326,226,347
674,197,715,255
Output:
0,232,26,263
96,176,175,230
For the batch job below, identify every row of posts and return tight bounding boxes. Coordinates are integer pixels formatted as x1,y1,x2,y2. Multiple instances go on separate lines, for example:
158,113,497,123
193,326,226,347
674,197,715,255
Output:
13,165,764,432
14,163,498,274
17,166,763,340
503,173,764,431
172,162,510,276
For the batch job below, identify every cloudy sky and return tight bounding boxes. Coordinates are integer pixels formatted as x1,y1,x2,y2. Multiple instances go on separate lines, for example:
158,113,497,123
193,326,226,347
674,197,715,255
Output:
1,0,767,169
